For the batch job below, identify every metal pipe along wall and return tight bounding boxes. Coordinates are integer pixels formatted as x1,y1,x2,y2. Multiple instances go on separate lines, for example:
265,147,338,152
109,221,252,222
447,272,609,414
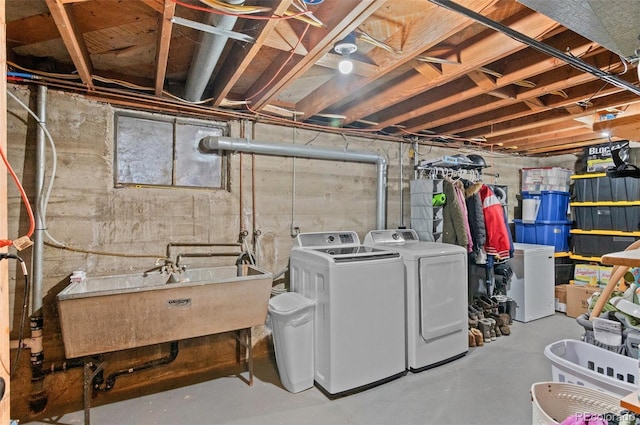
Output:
200,136,388,230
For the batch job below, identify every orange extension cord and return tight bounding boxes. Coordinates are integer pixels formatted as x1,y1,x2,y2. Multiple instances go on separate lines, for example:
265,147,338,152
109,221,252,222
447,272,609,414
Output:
0,143,34,248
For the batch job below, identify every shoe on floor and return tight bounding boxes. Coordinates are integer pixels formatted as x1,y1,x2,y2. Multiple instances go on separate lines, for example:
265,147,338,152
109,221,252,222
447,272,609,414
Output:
470,304,485,320
494,323,502,337
478,319,492,343
468,306,478,321
470,327,484,346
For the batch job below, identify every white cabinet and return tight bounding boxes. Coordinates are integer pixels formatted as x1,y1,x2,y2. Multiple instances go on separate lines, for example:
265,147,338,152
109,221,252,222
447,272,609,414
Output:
506,243,555,322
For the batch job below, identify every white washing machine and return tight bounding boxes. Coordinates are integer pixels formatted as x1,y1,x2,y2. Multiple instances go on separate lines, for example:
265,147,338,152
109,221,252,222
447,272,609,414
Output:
289,231,406,397
364,229,468,372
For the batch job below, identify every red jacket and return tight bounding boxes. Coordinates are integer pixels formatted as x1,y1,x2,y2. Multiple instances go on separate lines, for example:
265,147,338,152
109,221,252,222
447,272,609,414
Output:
479,184,511,259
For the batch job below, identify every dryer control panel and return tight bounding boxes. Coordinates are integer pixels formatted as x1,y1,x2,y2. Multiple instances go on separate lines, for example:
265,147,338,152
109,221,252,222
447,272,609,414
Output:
295,231,360,248
364,229,419,245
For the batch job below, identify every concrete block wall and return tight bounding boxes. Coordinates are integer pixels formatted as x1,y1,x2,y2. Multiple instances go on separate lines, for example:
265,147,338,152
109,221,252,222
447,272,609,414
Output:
5,84,577,420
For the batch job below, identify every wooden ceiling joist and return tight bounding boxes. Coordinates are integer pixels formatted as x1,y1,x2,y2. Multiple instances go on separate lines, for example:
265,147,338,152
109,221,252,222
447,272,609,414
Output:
295,0,501,120
44,0,94,89
153,0,175,96
340,9,559,125
245,0,387,111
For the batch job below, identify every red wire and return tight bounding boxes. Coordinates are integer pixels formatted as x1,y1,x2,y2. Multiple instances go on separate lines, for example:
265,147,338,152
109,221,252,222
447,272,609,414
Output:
171,0,312,20
0,143,35,246
245,22,311,102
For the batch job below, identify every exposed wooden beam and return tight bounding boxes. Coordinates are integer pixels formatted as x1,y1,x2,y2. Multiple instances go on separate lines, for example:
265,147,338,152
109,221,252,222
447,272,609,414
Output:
462,90,640,141
0,0,9,420
296,0,500,120
154,0,175,96
209,0,294,107
263,19,309,56
341,8,559,125
402,49,617,136
411,61,443,81
501,127,597,149
522,136,606,155
593,113,640,140
10,2,157,45
487,86,517,100
522,97,545,111
467,69,496,91
372,31,598,131
487,119,589,146
564,104,586,114
44,0,94,88
245,0,387,110
141,0,165,14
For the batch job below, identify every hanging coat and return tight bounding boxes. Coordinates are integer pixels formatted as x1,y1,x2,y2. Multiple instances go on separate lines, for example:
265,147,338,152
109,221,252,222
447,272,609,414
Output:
464,180,487,264
442,179,469,249
453,180,473,253
479,184,511,260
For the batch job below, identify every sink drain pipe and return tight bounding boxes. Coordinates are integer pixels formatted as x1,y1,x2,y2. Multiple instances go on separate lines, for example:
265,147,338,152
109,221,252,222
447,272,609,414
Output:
93,341,179,393
199,136,388,230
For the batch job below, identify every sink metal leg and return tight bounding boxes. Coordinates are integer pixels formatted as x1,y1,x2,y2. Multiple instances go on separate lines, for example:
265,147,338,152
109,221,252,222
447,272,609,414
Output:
246,328,253,386
83,360,103,425
234,328,253,386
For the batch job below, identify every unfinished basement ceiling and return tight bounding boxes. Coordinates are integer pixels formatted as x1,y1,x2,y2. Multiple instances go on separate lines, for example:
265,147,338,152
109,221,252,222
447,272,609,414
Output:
5,0,640,155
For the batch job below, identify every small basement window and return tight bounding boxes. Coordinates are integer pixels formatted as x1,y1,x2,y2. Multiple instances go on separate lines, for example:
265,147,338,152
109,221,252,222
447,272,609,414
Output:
115,111,228,189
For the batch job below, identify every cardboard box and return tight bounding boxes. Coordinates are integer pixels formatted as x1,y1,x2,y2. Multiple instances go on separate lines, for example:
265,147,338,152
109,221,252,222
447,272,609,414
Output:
555,284,568,313
574,264,599,286
598,266,613,286
566,284,601,318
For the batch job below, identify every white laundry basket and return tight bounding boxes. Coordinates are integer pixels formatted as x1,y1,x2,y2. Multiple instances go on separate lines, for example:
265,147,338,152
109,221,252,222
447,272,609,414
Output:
531,382,624,425
544,339,637,397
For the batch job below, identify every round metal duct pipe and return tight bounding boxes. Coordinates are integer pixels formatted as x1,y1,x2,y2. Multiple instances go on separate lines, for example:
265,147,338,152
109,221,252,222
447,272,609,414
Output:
184,0,245,102
200,136,388,230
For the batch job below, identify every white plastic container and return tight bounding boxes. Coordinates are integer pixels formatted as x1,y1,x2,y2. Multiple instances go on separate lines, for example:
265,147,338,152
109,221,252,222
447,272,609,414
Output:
544,339,637,397
531,382,623,425
268,292,315,393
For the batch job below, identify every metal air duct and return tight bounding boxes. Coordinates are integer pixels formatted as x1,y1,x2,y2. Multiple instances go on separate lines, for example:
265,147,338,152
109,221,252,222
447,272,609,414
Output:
184,0,245,102
200,136,388,230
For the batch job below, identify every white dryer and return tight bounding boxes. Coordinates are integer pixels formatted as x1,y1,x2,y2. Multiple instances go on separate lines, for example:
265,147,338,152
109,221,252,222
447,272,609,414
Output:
364,229,468,372
289,231,406,397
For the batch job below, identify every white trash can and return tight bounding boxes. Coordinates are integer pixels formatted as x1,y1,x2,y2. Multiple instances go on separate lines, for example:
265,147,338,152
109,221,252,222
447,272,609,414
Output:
268,292,315,393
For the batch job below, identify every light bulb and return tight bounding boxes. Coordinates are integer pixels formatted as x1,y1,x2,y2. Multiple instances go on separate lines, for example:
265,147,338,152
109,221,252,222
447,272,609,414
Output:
338,58,353,74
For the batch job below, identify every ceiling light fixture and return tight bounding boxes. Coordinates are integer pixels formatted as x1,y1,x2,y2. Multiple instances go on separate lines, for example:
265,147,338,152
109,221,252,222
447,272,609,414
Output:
334,33,357,74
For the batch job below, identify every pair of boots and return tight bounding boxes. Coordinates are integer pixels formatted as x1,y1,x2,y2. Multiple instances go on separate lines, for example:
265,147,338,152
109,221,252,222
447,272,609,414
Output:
474,295,499,315
469,304,512,342
471,298,512,337
491,312,511,336
468,306,488,347
468,327,483,347
477,317,497,342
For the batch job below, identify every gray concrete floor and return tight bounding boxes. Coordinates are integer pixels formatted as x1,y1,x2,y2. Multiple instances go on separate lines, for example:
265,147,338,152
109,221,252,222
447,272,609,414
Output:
26,313,582,425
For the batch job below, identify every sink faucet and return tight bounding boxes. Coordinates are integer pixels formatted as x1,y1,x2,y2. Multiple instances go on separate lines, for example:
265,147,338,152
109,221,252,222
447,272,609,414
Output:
143,258,180,277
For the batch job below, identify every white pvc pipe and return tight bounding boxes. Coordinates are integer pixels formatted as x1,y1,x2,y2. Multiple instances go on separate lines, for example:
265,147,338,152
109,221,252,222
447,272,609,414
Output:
200,136,388,230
